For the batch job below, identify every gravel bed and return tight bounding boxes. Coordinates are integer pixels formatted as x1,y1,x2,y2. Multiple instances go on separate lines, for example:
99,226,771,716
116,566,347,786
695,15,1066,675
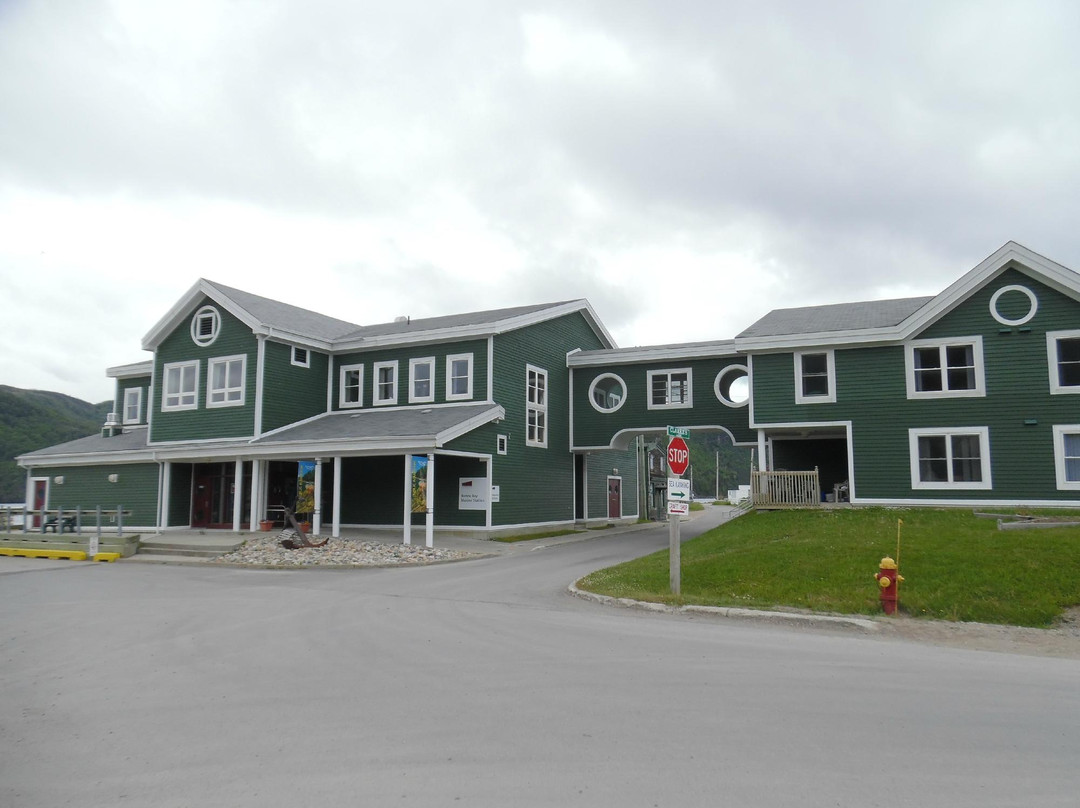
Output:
211,534,475,567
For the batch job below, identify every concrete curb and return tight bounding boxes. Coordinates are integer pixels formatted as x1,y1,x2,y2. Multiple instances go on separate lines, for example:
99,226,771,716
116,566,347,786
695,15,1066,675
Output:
567,581,880,632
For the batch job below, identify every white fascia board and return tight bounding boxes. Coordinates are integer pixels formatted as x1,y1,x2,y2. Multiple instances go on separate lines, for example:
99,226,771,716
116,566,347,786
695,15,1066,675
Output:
571,424,755,453
749,418,852,433
142,279,263,350
568,341,740,367
257,330,335,352
17,449,156,467
434,405,506,446
106,360,154,378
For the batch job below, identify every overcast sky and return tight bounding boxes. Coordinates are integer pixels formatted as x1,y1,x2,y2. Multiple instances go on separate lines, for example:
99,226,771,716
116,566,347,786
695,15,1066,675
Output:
3,0,1079,404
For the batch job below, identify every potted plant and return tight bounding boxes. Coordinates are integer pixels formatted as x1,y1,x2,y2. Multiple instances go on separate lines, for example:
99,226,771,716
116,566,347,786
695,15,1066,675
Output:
259,519,274,532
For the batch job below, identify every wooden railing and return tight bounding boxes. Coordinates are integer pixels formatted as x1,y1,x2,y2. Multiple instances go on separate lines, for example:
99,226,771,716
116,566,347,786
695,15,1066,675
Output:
751,469,821,509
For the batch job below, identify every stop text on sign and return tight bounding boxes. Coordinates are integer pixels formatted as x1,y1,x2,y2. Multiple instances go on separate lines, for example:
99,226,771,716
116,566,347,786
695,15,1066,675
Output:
667,435,689,476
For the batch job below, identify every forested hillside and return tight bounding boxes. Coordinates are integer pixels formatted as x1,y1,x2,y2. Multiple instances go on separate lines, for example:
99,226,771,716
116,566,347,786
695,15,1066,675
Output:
0,386,110,502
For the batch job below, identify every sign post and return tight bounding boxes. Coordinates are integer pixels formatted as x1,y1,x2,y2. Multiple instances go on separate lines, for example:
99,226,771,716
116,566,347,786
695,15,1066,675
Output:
666,426,690,594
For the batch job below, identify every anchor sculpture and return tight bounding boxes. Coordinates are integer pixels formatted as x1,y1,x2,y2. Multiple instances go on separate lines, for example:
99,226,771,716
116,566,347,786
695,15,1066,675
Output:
279,505,328,549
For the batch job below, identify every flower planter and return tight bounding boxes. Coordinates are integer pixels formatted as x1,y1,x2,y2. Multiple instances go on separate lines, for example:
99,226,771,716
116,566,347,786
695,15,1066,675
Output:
259,520,274,532
299,521,312,534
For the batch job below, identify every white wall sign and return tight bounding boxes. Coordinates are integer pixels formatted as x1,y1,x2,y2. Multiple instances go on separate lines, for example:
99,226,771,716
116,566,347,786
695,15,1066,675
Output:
491,485,500,503
459,477,489,510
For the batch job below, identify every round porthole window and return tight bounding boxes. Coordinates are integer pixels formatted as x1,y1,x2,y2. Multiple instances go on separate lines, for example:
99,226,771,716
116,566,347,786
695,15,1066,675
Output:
588,373,627,413
715,365,749,407
989,284,1038,326
190,305,221,346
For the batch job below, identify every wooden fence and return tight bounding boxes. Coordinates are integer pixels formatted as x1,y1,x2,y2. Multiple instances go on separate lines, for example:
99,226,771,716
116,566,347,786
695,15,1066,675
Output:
1,506,131,536
751,469,821,509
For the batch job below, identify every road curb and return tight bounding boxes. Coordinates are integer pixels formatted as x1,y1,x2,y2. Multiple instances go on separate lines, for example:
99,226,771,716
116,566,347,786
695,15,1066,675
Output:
567,581,880,631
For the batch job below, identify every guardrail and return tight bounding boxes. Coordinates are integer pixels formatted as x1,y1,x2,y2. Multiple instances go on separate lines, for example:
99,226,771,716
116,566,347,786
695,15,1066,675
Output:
1,506,132,537
751,469,821,509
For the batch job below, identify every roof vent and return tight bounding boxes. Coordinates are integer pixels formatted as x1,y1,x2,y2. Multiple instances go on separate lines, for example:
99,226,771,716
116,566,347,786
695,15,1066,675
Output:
394,315,410,324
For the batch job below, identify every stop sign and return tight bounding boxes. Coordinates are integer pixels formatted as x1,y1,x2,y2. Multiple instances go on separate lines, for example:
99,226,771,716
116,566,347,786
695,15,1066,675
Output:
667,436,690,476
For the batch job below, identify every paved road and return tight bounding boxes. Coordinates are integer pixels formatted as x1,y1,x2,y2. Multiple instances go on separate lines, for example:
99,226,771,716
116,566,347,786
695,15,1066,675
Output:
2,511,1078,807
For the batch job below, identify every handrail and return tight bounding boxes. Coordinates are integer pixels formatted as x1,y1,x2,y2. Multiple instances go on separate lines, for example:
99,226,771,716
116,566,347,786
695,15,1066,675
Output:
1,505,132,537
751,469,821,509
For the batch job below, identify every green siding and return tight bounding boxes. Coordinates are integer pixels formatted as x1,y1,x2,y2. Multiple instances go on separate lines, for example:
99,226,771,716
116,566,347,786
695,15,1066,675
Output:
586,447,640,519
151,296,257,442
332,339,489,409
261,341,330,432
572,358,755,448
32,463,159,527
751,268,1080,501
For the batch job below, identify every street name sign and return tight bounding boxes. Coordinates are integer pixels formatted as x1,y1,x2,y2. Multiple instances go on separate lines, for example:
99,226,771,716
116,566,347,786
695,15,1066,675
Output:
667,425,690,439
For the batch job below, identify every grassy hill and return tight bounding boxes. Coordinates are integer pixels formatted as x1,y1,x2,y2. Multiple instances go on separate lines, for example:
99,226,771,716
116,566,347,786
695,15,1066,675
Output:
0,386,110,502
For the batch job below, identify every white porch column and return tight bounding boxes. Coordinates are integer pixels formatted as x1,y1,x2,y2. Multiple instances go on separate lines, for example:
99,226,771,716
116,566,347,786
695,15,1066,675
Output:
313,458,323,536
249,460,263,532
757,430,768,472
332,456,342,538
232,459,244,532
403,455,412,546
484,457,492,529
160,461,172,531
425,452,435,548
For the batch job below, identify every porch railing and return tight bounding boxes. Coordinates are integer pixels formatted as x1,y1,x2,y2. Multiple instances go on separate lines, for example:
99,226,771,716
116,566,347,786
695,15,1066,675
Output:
751,469,821,509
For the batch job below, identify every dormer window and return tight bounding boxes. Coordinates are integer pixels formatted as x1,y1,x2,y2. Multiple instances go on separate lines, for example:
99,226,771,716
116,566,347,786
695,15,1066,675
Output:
190,305,220,347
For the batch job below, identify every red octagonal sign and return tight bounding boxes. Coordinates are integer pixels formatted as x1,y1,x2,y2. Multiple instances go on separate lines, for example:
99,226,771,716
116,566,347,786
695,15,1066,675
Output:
667,436,690,476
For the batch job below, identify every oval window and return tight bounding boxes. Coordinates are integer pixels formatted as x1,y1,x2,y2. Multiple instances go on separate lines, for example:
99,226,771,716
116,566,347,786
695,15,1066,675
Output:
588,374,627,413
715,365,749,407
989,284,1038,326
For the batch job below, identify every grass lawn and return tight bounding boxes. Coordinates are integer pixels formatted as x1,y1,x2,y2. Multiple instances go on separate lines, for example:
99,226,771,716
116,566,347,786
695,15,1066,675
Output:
576,508,1080,627
493,529,583,543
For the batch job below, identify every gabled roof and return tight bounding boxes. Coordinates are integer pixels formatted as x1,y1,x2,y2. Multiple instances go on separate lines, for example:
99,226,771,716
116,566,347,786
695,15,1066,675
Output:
142,280,361,350
142,281,615,352
734,241,1080,350
568,339,740,366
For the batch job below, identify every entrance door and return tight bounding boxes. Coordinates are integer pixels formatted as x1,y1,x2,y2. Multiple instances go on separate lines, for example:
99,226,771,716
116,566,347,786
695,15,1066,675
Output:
192,463,238,528
30,478,47,528
607,477,622,519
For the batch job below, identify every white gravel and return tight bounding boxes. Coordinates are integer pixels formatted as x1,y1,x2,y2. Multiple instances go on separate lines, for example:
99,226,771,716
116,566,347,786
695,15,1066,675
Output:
210,534,476,567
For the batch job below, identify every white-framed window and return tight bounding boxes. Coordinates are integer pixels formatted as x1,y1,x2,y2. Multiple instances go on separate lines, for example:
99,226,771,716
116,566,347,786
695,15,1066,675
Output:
1047,330,1080,395
1053,425,1080,491
904,337,985,399
409,357,435,403
909,427,992,490
714,365,749,408
446,353,474,401
588,373,627,413
206,355,246,408
794,350,836,404
339,363,364,408
373,360,398,406
291,346,310,368
162,361,199,411
526,364,548,448
122,387,142,424
647,368,692,409
497,434,508,455
190,305,220,347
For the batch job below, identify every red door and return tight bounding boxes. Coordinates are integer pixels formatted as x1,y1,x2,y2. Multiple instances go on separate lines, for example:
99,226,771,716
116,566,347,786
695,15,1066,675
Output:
31,479,47,528
607,477,621,519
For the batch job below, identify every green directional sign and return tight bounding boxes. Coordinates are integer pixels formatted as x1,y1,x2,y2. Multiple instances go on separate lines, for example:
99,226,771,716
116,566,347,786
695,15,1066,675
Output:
668,425,690,439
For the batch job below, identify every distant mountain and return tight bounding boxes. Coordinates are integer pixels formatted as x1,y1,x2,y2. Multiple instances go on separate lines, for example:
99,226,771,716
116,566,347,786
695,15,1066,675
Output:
0,386,111,502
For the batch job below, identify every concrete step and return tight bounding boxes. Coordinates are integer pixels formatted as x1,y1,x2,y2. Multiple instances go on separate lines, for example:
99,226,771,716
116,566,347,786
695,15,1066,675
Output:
136,545,231,558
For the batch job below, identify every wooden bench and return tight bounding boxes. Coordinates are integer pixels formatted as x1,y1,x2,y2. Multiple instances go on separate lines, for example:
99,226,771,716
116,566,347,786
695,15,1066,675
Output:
43,516,76,534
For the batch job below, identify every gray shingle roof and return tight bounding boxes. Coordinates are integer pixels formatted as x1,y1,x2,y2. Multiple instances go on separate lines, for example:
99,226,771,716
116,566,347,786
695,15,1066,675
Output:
18,428,150,459
338,301,580,341
206,281,362,341
254,403,502,444
737,296,934,339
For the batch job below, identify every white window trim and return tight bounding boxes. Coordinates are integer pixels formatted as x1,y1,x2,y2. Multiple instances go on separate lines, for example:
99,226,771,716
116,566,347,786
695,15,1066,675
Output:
794,350,836,404
714,365,750,408
122,387,142,424
373,360,399,406
1052,425,1080,491
908,426,992,490
206,354,247,409
162,360,199,412
647,367,693,410
904,336,985,399
339,363,364,409
1047,329,1080,395
190,305,220,347
497,434,508,455
409,357,436,404
526,364,548,448
446,353,474,401
291,346,310,368
588,373,627,414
